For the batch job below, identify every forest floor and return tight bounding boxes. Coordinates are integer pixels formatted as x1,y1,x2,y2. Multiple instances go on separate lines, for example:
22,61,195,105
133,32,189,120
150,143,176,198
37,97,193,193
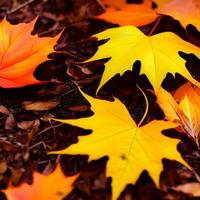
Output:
0,0,200,200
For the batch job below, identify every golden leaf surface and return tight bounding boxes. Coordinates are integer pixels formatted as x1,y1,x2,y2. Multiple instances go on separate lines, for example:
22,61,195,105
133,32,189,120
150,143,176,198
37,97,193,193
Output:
97,0,158,26
51,91,188,200
3,165,78,200
158,0,200,31
0,18,60,88
86,26,200,93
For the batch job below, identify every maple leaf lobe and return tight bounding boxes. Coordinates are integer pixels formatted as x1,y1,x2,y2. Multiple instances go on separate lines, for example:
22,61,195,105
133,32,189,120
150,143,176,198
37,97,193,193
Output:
0,18,61,88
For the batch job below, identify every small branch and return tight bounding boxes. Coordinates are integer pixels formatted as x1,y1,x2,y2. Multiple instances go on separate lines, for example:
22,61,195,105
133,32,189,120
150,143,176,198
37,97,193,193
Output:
7,0,37,14
35,123,64,136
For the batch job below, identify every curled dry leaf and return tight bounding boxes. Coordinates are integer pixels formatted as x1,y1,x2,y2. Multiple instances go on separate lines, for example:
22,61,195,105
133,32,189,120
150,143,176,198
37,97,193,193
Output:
0,18,61,88
50,91,188,200
23,101,59,111
3,165,78,200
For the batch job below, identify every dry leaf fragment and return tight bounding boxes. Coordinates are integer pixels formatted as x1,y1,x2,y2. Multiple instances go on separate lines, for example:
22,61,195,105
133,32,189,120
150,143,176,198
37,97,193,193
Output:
173,182,200,197
0,105,15,130
3,165,78,200
17,120,40,131
86,26,200,93
23,101,59,111
0,18,61,88
51,91,188,200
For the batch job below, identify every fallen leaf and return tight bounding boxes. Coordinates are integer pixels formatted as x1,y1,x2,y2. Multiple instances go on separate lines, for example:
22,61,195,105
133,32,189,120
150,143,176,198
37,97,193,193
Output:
3,165,78,200
173,182,200,196
51,91,188,200
86,26,200,93
158,0,200,31
153,0,172,8
157,88,200,146
97,0,158,26
0,105,15,130
23,101,59,111
17,120,40,131
0,18,61,88
156,88,180,122
174,82,200,103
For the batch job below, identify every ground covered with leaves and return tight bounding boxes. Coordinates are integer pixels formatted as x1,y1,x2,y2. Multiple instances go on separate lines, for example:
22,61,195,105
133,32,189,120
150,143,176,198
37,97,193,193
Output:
0,0,200,200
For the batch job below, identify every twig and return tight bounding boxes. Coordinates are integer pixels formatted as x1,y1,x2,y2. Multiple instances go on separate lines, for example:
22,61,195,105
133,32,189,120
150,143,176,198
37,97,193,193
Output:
35,123,64,136
7,0,37,14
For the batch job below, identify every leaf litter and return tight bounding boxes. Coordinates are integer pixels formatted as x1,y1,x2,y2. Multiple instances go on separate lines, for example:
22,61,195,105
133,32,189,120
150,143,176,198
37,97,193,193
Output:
0,0,200,200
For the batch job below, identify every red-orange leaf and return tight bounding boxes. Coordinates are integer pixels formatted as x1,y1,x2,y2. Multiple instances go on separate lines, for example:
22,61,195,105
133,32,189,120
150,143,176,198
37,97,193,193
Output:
0,18,60,88
158,0,200,31
96,0,158,26
3,165,78,200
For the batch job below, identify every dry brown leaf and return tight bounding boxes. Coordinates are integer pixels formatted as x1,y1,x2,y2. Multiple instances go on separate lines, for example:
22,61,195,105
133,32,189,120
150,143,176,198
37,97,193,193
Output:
173,182,200,196
23,101,59,111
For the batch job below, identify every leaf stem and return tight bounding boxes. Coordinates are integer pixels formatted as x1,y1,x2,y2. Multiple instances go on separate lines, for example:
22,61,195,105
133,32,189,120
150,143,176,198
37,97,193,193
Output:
137,84,149,127
148,16,162,36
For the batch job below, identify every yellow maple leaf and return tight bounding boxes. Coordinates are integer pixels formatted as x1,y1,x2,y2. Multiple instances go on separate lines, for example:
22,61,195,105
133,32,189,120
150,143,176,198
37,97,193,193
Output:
3,165,78,200
97,0,158,26
51,91,188,200
158,0,200,31
86,26,200,93
0,18,60,88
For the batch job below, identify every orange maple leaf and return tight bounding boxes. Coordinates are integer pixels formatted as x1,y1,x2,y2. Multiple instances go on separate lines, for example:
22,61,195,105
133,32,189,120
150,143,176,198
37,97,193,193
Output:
96,0,158,26
3,165,78,200
0,18,61,88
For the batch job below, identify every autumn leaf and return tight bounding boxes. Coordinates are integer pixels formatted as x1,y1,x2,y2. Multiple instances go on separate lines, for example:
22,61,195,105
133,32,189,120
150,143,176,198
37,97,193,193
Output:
51,91,188,200
86,26,200,93
173,182,200,196
158,0,200,31
157,87,200,146
174,82,200,102
3,165,78,200
96,0,158,26
153,0,172,8
0,18,60,88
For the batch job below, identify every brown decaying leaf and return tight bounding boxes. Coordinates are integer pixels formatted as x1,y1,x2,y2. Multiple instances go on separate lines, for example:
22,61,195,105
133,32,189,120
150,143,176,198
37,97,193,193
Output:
23,101,59,111
172,182,200,196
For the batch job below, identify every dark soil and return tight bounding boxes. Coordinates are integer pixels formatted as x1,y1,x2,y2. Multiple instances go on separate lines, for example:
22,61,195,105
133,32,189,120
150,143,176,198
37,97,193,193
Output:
0,0,200,200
